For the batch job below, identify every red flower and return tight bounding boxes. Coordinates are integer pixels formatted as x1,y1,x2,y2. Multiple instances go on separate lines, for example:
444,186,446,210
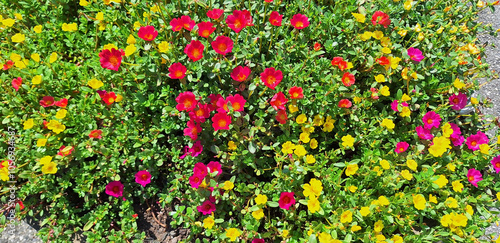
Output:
207,9,224,20
290,14,309,29
270,92,288,111
212,112,231,131
55,98,68,108
211,36,234,56
99,48,125,71
175,91,198,112
314,42,321,51
181,15,196,31
288,86,304,99
341,72,355,87
184,40,205,62
276,110,288,124
57,145,74,157
371,11,391,28
197,21,216,38
264,0,273,2
102,92,117,105
89,129,103,139
3,60,14,70
184,120,202,140
338,99,352,108
137,25,158,41
225,10,253,33
42,120,48,129
12,77,22,91
170,18,183,31
278,192,295,210
376,56,390,65
40,96,55,107
260,67,283,90
132,214,138,218
230,66,251,82
269,11,283,26
331,57,348,71
16,201,24,210
168,62,187,79
226,94,246,112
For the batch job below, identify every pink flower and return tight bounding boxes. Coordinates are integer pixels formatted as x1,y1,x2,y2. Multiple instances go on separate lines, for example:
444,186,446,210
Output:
211,36,234,56
422,111,441,130
216,97,229,113
175,91,198,112
290,14,309,29
260,67,283,90
449,92,467,110
197,200,216,215
105,181,124,198
89,129,103,139
168,62,187,79
407,47,424,62
212,112,231,131
184,40,205,62
226,10,253,33
207,9,224,20
57,145,74,157
208,94,223,111
180,16,196,31
188,140,203,157
491,156,500,173
137,25,158,41
467,168,483,187
252,239,265,243
230,66,251,82
189,173,204,188
12,77,22,91
450,134,465,147
193,162,208,178
415,126,433,140
99,48,125,71
279,192,295,210
226,94,246,112
391,100,408,112
197,21,216,38
40,96,55,107
189,104,211,123
135,170,151,187
270,92,288,111
395,142,409,154
269,11,283,26
207,161,222,176
184,120,202,140
466,131,489,151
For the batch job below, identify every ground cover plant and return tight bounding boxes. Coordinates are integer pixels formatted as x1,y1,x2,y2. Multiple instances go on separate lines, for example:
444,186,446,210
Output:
1,0,500,242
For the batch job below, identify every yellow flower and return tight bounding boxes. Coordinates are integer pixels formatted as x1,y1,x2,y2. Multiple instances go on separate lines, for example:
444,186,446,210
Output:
134,21,141,29
2,18,15,27
373,166,383,176
375,74,385,83
62,23,78,32
380,160,390,170
252,208,264,219
150,5,160,12
88,79,104,89
225,228,241,241
380,86,390,96
413,194,426,210
294,145,307,157
55,109,67,119
228,141,237,150
125,44,136,56
103,43,118,51
400,106,411,117
115,94,123,102
376,234,386,241
417,32,425,41
340,210,353,223
14,60,27,69
79,0,89,6
372,30,384,40
436,26,444,34
309,139,318,149
49,52,58,63
37,138,48,147
398,29,408,37
445,197,458,208
305,155,316,164
126,35,136,45
429,194,437,204
323,122,334,132
360,31,373,41
96,12,104,21
471,97,478,105
14,13,22,20
392,235,404,243
32,75,42,85
374,220,384,232
465,205,474,215
351,225,362,232
433,175,448,188
406,159,418,172
222,181,234,191
428,136,452,157
281,141,295,154
10,53,21,62
296,114,307,124
39,156,52,165
23,119,34,129
401,170,413,180
203,216,215,229
307,196,321,213
303,178,323,197
452,180,464,193
479,144,490,154
42,162,58,174
342,135,355,147
360,207,370,216
299,132,311,143
447,163,456,172
477,0,486,7
12,33,25,43
159,41,172,53
378,196,390,206
281,229,289,238
389,56,401,69
255,194,268,205
453,213,468,227
288,104,298,113
401,94,411,102
382,47,391,54
313,115,324,126
345,164,359,177
31,53,40,63
381,118,395,130
404,0,413,10
351,13,366,23
441,214,453,227
380,37,391,47
348,185,357,193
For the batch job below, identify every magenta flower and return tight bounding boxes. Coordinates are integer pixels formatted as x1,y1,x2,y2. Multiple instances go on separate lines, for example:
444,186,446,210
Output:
179,145,189,159
467,168,483,187
466,131,489,151
415,126,433,140
193,162,208,177
395,141,409,154
226,94,246,112
450,134,465,147
391,100,408,112
207,161,222,176
135,170,151,187
422,111,441,130
252,239,265,243
184,120,202,140
449,92,467,110
189,173,204,188
491,156,500,173
407,47,424,62
105,181,124,198
278,192,295,210
188,140,203,157
197,200,216,215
